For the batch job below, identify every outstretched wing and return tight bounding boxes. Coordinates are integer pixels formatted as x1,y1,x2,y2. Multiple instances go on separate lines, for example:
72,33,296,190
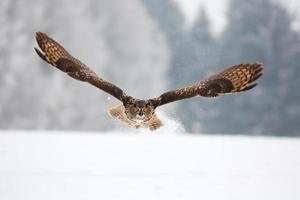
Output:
34,32,130,102
151,63,263,107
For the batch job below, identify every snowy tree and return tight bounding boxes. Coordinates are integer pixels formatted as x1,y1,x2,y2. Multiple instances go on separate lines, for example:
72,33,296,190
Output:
143,0,186,85
173,8,219,132
0,0,169,131
201,0,300,135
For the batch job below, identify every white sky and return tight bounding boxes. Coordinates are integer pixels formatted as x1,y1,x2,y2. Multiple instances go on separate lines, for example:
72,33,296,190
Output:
173,0,300,33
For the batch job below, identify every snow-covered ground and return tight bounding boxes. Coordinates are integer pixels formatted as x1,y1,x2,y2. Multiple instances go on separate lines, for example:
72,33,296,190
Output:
0,130,299,200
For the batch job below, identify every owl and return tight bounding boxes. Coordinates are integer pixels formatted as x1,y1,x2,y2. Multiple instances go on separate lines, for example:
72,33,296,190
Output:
35,32,263,131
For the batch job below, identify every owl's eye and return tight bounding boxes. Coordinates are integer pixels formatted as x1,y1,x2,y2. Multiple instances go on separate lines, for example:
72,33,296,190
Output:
143,107,149,113
132,106,139,113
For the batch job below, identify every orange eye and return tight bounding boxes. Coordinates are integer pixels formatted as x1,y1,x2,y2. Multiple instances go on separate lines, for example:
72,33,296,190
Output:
133,107,139,113
143,107,149,113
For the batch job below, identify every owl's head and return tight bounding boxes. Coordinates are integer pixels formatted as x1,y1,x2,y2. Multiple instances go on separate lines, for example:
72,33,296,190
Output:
124,99,156,122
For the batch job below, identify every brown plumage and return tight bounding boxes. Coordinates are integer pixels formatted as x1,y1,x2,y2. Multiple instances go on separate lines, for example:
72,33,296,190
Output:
35,32,264,131
34,32,128,102
155,63,263,106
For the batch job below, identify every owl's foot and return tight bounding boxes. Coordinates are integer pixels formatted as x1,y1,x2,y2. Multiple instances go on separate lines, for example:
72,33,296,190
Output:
147,114,163,131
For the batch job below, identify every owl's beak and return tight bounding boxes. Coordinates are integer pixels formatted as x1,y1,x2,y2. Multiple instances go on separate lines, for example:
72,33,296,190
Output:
138,111,143,116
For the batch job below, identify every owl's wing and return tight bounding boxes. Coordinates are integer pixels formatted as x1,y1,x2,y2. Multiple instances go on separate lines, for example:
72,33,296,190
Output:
34,32,130,103
151,63,263,107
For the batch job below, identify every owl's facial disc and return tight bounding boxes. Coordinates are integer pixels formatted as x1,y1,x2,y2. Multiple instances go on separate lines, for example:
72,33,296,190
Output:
124,100,155,123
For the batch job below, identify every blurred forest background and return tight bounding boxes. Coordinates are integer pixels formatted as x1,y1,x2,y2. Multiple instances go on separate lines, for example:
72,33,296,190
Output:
0,0,299,136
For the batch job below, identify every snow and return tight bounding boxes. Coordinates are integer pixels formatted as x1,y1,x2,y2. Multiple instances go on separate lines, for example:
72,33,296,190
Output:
0,130,300,200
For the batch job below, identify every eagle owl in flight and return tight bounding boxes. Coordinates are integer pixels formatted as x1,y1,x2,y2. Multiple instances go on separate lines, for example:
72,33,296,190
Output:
35,32,263,131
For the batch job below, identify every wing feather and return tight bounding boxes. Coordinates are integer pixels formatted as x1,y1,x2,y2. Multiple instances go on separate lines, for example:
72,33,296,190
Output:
152,63,264,107
34,32,130,102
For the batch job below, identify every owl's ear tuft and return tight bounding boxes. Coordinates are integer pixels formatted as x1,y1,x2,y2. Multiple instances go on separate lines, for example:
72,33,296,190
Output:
147,98,160,108
122,96,134,105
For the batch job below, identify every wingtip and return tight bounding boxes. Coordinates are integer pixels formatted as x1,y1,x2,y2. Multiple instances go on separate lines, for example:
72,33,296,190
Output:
254,62,264,73
233,62,263,93
254,61,264,66
34,47,47,62
35,31,46,37
242,83,258,92
35,31,43,41
251,71,263,83
251,62,264,82
35,31,49,51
